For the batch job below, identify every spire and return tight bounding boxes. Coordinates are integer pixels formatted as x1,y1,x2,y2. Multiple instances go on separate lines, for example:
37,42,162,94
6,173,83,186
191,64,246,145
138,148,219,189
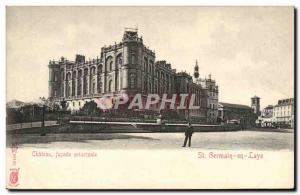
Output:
194,59,199,79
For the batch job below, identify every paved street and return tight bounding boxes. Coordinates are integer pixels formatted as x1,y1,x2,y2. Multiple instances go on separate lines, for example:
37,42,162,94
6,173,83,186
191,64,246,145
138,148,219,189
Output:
7,129,294,151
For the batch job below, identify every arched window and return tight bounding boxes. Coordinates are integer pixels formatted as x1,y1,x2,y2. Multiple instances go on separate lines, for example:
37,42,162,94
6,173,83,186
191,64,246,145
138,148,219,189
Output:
78,82,81,95
154,82,158,93
91,67,96,75
109,61,113,71
78,70,82,78
98,64,103,74
108,80,113,92
156,70,159,78
72,80,75,96
144,57,148,73
61,84,64,96
144,80,147,92
149,60,153,74
98,81,102,93
68,86,71,97
116,54,122,69
72,71,76,79
84,68,88,76
106,56,113,72
53,74,57,82
129,74,136,89
61,70,65,80
149,82,152,93
66,72,71,81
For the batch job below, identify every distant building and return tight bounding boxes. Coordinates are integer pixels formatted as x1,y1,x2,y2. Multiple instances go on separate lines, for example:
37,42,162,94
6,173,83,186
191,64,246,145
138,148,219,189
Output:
6,99,25,108
257,105,274,127
251,95,260,115
273,98,294,128
261,105,273,118
218,102,256,128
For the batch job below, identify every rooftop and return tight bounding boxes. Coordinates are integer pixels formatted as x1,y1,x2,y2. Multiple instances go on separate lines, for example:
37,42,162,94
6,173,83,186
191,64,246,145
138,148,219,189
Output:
252,95,260,99
275,98,294,106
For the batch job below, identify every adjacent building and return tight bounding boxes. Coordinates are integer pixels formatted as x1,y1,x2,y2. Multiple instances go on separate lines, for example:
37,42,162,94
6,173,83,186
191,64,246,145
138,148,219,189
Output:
218,102,256,128
273,98,294,128
261,105,274,118
257,105,274,127
196,74,219,123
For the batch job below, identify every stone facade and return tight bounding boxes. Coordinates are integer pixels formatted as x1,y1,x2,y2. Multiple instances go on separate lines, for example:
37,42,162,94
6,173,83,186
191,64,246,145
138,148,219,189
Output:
195,75,219,123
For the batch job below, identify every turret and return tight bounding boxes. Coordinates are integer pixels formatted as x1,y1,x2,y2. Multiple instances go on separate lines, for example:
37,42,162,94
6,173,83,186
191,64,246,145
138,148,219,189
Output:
48,60,60,100
194,60,199,79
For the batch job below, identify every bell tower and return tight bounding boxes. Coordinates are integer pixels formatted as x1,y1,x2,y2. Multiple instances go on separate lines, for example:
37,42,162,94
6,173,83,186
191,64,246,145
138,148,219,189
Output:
251,95,260,115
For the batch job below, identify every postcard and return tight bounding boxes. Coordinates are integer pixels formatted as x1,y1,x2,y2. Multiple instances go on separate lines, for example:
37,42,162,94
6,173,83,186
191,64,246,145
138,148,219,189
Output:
6,6,294,189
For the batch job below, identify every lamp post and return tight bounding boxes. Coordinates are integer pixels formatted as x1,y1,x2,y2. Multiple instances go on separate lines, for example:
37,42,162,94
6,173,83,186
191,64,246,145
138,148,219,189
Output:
39,97,46,136
187,80,191,123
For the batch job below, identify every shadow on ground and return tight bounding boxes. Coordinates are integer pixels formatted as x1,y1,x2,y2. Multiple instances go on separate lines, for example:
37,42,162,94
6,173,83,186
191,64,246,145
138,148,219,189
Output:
6,133,159,147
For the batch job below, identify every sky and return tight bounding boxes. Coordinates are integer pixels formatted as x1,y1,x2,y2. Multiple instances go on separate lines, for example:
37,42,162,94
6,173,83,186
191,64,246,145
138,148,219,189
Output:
6,6,294,108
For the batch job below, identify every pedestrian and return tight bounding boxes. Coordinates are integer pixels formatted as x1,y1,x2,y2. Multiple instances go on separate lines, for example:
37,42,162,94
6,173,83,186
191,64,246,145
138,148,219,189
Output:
182,122,194,147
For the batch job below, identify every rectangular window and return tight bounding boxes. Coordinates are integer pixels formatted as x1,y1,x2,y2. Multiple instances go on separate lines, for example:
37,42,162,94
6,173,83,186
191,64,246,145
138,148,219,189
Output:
131,54,135,64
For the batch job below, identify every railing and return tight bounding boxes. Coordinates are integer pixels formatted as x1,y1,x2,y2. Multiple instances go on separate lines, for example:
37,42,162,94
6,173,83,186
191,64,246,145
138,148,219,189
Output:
6,121,58,131
53,92,123,101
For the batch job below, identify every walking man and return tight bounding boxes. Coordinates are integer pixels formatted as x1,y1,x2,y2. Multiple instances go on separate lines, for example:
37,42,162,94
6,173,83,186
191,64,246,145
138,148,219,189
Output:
182,122,194,147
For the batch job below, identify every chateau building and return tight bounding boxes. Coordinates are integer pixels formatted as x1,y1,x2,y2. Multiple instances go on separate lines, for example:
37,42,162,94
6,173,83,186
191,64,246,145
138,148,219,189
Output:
48,29,215,122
